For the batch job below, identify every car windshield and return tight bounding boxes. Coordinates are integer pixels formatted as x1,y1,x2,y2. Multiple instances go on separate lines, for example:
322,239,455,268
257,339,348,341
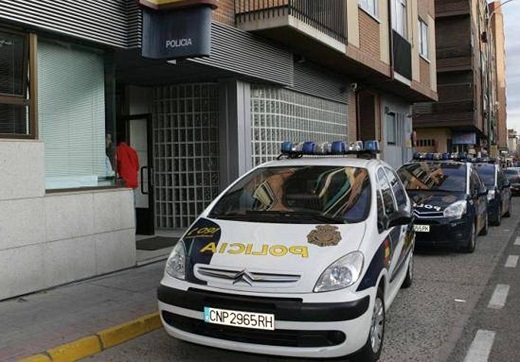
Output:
397,162,466,193
474,164,495,187
208,165,372,224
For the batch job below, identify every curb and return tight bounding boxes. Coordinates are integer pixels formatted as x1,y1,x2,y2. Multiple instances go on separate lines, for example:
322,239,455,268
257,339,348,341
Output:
18,312,161,362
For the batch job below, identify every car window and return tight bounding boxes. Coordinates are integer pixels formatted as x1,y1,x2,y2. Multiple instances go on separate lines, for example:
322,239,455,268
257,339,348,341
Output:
209,165,372,223
384,167,408,209
505,169,520,182
397,161,467,193
474,164,496,188
377,168,397,215
497,169,506,187
470,168,483,195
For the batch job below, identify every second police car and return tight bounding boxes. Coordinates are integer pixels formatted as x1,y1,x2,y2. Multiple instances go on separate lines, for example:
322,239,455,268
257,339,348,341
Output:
397,153,488,253
158,140,415,361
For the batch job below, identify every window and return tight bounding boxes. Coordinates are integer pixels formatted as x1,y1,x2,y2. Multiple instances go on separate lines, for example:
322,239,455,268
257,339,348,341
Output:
384,167,408,209
377,168,397,216
391,0,407,37
419,19,429,58
386,112,397,145
0,30,35,138
359,0,378,17
38,40,114,190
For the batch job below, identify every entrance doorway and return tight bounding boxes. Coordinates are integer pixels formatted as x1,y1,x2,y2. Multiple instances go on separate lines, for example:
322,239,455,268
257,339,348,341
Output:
118,114,155,236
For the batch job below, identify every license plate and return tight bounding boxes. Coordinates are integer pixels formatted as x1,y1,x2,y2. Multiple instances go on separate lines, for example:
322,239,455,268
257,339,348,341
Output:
414,224,430,232
204,307,275,330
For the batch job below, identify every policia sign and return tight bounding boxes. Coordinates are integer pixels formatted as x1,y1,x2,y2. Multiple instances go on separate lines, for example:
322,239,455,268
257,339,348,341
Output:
138,0,218,60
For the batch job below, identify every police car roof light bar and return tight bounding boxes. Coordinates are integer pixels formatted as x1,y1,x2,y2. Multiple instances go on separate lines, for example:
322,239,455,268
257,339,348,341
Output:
278,140,380,159
412,152,468,161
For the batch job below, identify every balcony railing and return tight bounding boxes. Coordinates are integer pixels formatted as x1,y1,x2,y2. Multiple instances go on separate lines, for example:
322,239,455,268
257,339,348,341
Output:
235,0,347,43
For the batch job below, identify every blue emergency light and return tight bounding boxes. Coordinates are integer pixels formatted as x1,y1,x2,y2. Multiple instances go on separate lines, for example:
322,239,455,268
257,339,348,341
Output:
278,140,380,159
412,152,468,161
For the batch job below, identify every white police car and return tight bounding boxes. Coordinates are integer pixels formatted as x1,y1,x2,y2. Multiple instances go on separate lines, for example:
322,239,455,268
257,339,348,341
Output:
158,141,415,361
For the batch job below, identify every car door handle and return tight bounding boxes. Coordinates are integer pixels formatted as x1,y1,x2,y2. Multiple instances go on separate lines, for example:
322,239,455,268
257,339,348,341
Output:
140,166,149,195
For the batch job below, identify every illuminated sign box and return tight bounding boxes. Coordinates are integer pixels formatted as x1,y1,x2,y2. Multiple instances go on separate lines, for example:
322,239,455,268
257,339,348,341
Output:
452,132,476,145
142,7,211,59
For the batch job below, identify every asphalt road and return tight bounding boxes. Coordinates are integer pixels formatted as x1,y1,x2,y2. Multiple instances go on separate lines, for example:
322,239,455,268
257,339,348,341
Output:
85,198,520,362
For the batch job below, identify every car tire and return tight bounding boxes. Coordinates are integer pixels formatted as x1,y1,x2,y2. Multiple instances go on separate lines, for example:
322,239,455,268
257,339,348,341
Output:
494,209,501,226
504,199,511,217
401,252,413,289
462,221,477,253
350,287,385,362
479,213,488,236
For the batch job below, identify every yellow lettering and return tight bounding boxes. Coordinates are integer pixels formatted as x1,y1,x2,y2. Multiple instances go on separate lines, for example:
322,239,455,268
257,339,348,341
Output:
289,246,309,258
252,244,269,256
245,244,253,255
218,242,228,253
269,245,287,257
200,242,216,253
228,243,245,254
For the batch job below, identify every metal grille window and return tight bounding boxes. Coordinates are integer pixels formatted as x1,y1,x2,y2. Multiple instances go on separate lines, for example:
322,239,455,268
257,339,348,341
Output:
0,30,34,137
153,84,219,229
250,86,348,166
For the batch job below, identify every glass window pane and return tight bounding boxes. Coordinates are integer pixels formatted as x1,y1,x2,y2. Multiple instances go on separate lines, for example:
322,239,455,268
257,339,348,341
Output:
0,31,26,96
0,103,28,134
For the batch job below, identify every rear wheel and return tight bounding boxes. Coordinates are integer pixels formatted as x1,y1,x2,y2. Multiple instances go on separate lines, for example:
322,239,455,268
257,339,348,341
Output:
401,252,413,288
494,207,502,226
479,213,488,236
462,221,477,253
350,287,385,362
504,199,511,217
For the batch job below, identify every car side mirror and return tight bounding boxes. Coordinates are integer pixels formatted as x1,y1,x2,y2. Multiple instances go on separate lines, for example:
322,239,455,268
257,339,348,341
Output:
388,209,413,228
478,188,489,197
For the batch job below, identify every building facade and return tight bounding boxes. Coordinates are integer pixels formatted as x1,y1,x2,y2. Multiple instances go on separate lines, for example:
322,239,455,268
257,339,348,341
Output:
413,0,504,157
0,0,436,300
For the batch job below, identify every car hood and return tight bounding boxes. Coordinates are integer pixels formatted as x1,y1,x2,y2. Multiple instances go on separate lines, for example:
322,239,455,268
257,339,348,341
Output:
407,190,466,214
180,217,367,294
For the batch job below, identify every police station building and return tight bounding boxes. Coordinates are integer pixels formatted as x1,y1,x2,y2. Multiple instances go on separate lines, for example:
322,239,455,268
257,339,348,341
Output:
0,0,436,300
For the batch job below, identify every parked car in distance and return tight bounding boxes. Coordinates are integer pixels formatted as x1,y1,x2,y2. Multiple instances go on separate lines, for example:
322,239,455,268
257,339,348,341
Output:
473,162,511,225
397,154,488,253
504,167,520,196
158,140,415,362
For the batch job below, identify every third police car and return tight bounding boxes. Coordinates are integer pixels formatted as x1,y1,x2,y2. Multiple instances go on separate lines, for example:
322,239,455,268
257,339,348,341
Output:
158,140,414,361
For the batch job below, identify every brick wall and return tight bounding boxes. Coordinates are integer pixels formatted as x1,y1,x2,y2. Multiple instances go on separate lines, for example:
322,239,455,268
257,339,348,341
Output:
358,9,381,61
419,58,430,89
213,0,235,26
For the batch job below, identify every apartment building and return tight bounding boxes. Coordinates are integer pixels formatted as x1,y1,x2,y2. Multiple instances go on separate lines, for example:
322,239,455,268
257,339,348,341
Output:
0,0,436,300
413,0,505,157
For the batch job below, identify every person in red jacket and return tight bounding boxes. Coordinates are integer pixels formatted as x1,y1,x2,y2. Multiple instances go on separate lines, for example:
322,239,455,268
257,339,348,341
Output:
116,138,140,189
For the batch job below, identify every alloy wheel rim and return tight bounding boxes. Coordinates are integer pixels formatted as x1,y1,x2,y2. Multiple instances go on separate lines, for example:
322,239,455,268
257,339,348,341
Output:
370,298,384,353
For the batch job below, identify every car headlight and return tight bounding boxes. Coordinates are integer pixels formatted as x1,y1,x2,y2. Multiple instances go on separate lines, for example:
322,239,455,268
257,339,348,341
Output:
314,251,364,292
487,189,496,201
165,241,187,280
443,200,467,219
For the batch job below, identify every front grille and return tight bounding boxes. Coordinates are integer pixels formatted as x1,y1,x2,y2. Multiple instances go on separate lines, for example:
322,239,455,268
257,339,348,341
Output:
162,311,346,348
413,209,444,218
195,265,300,286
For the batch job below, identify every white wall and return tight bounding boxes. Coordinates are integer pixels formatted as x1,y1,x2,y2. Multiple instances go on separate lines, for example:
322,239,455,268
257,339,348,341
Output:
0,140,136,300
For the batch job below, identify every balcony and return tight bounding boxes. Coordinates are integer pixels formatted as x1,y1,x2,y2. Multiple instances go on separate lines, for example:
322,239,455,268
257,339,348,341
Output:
235,0,347,57
436,0,470,18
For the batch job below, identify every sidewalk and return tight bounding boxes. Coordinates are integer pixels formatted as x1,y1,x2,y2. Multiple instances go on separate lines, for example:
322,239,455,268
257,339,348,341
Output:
0,261,166,362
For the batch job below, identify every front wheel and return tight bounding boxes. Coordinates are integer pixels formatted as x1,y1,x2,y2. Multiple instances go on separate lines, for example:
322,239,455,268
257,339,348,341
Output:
462,221,476,253
479,213,488,236
504,199,511,217
350,288,385,362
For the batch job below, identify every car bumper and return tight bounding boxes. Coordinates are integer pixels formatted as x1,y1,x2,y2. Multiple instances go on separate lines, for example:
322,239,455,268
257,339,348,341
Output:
510,185,520,196
414,218,472,246
157,284,372,359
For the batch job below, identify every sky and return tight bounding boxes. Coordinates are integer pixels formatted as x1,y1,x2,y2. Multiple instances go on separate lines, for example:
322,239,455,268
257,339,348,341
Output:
502,0,520,131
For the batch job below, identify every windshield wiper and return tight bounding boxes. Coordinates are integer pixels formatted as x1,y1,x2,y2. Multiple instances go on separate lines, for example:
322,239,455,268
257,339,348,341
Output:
210,210,345,224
